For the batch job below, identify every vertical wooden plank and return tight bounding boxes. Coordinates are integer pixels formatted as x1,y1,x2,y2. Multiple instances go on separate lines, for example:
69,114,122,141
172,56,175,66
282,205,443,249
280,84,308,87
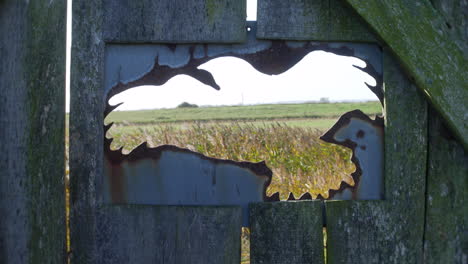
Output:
70,0,105,263
326,201,390,263
325,50,428,263
103,0,246,43
256,0,329,40
0,1,66,263
250,201,324,264
423,108,467,264
96,206,242,264
380,48,428,261
382,49,428,209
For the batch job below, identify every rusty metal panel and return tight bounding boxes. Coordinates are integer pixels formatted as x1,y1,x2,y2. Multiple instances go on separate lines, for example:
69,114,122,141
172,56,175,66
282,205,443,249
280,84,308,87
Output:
103,131,271,226
320,110,384,200
102,22,385,218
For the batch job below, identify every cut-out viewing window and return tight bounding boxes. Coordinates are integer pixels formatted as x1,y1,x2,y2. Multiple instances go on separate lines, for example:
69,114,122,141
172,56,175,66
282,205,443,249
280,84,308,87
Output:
103,37,383,206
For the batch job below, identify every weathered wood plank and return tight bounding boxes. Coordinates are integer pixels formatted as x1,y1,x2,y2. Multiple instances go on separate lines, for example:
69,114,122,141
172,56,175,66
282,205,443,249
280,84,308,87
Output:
382,49,428,262
383,49,428,207
423,108,467,264
257,0,329,40
328,0,377,42
70,0,105,263
0,1,66,263
345,0,468,150
429,0,467,51
96,205,241,264
249,201,324,264
256,0,377,42
103,0,246,43
326,201,390,263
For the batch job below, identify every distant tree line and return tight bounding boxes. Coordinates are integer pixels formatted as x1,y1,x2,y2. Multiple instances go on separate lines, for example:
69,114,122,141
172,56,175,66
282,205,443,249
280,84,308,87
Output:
177,102,199,108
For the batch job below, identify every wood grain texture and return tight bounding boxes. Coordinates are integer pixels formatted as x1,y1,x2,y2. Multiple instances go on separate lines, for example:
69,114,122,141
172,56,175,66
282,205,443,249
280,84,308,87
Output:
249,201,324,264
429,0,467,51
328,0,377,42
326,201,390,263
325,50,428,263
383,49,428,262
70,0,105,263
0,1,66,263
423,108,468,264
257,0,328,40
256,0,377,42
345,0,468,150
96,205,241,264
103,0,246,43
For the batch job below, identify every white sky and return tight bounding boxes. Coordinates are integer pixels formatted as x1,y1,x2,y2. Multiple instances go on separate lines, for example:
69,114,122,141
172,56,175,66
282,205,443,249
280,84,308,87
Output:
66,0,378,112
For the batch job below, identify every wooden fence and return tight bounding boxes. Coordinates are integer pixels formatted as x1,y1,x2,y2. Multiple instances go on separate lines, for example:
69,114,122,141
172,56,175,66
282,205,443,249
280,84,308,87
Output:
0,0,466,263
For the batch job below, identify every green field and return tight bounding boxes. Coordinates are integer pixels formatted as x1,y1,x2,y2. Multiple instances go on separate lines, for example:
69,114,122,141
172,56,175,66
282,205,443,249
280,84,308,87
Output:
106,101,382,199
105,101,382,125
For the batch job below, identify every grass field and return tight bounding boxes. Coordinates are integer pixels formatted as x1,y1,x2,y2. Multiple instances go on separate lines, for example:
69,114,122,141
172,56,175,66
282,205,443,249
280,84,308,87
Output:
105,102,382,124
105,101,382,199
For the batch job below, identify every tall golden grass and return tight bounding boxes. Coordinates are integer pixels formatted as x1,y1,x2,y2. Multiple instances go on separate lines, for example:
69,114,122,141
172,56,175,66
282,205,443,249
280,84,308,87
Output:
107,121,355,199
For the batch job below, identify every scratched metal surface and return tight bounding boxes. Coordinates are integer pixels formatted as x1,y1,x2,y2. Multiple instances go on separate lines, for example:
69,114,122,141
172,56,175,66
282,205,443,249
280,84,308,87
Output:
102,22,385,219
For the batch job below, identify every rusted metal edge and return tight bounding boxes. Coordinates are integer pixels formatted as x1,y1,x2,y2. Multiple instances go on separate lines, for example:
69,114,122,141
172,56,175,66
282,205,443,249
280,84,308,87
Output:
265,110,384,201
353,63,383,105
265,192,313,202
319,109,384,199
103,37,384,203
105,41,383,105
103,113,273,202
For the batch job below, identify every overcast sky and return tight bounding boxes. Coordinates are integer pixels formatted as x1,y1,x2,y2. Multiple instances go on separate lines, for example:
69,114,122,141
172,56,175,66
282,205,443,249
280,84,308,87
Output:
66,0,378,112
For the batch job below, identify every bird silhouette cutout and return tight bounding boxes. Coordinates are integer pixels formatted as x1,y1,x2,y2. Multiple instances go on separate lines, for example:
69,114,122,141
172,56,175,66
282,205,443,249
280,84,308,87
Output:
103,104,272,227
320,109,384,200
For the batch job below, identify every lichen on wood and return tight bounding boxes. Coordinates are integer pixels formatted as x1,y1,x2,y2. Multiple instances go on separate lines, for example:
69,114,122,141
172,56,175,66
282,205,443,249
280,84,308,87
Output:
423,108,467,263
70,1,105,263
0,0,66,263
345,0,468,150
249,201,324,264
257,0,377,42
326,201,392,263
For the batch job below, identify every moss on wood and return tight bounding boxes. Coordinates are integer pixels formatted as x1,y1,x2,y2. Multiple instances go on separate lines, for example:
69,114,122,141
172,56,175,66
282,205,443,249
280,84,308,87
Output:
346,0,468,150
423,108,467,263
0,0,66,263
